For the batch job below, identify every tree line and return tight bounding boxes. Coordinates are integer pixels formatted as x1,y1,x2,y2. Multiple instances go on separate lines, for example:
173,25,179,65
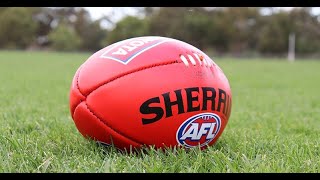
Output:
0,7,319,58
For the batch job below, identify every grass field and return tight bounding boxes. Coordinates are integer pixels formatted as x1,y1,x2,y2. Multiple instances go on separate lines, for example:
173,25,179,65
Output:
0,50,319,173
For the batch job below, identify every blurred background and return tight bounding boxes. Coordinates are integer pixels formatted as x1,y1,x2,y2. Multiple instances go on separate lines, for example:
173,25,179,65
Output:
0,7,319,59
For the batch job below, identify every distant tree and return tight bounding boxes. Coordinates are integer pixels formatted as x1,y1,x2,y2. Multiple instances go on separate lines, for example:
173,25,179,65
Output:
147,7,214,49
52,7,78,26
143,7,157,17
148,7,189,39
256,8,320,55
48,23,81,51
80,19,107,51
33,7,56,47
290,8,320,54
0,7,319,57
0,8,38,49
204,9,233,53
147,7,253,53
104,16,149,45
224,8,260,54
73,8,107,51
182,12,211,49
257,11,293,54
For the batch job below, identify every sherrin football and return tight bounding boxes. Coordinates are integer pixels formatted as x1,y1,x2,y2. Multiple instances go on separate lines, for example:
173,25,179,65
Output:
69,36,232,151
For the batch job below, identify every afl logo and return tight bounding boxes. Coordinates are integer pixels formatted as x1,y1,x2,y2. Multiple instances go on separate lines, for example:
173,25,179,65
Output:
176,113,221,148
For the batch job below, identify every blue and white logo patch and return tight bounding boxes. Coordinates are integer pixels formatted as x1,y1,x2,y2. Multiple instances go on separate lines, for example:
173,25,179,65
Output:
176,113,221,148
100,37,170,65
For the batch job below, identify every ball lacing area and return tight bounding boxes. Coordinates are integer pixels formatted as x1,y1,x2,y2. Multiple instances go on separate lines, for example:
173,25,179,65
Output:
179,52,215,68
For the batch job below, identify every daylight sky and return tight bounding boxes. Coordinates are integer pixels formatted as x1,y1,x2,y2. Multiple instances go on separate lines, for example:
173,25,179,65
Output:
84,7,320,20
83,7,320,29
84,7,140,20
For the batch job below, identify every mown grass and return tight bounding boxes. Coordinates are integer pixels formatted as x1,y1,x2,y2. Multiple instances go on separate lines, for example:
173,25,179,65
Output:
0,50,319,172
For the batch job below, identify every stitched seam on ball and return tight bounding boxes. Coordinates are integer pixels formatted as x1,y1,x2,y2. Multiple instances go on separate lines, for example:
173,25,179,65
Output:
76,66,86,98
84,102,145,146
86,60,180,97
72,66,87,119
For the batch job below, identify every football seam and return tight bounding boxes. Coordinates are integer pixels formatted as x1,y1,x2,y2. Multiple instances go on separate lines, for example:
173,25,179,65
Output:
83,101,145,146
76,65,86,99
78,60,181,98
72,60,182,147
73,60,181,116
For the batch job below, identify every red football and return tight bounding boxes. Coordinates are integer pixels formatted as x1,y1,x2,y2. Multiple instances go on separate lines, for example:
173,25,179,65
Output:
69,36,232,151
